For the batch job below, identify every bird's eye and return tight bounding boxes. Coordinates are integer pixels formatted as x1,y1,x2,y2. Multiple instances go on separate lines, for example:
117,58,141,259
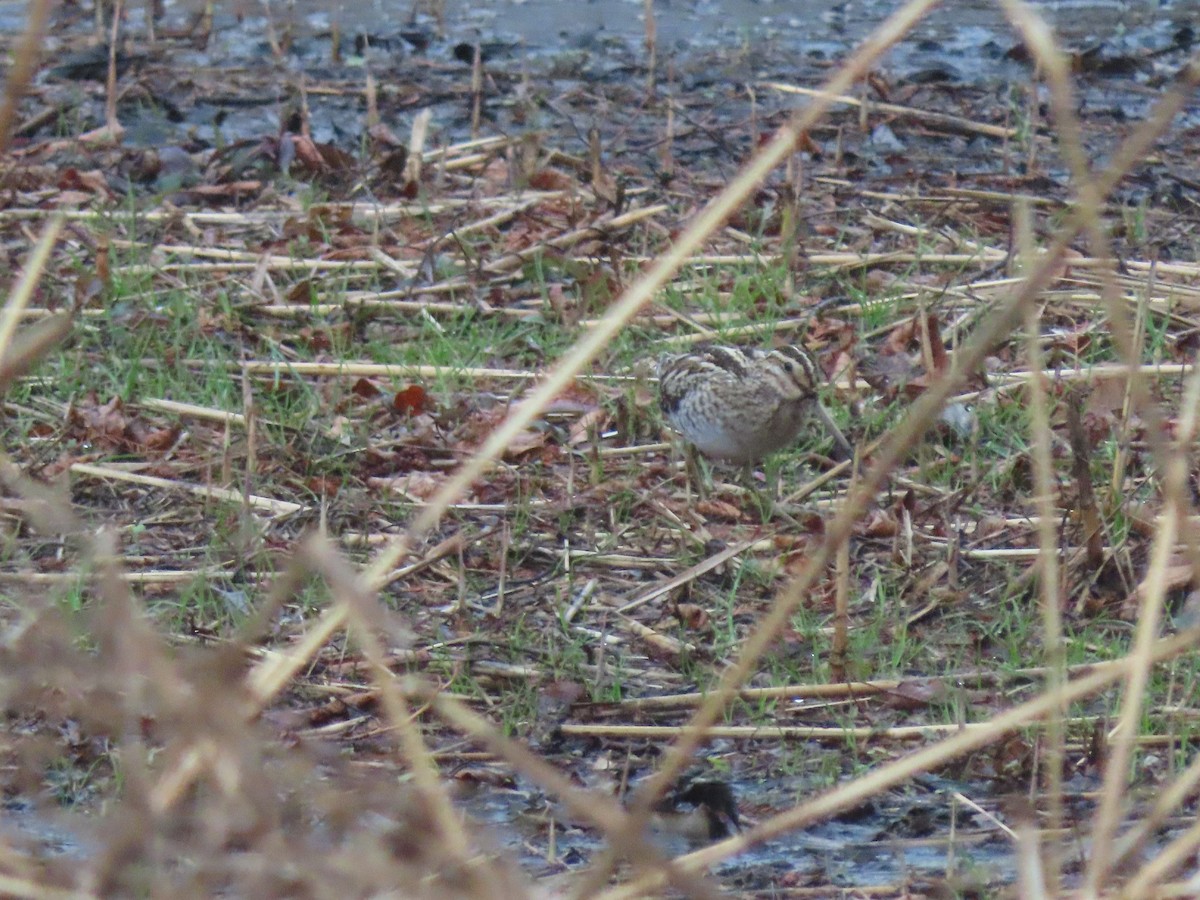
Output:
783,361,794,372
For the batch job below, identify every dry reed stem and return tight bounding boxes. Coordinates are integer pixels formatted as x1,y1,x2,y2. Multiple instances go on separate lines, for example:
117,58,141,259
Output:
0,457,81,537
1016,817,1050,899
1104,561,1198,873
1148,881,1200,898
96,243,1200,282
1118,372,1200,897
0,216,64,355
1000,23,1077,886
236,360,560,381
616,538,756,613
1024,266,1065,893
106,199,661,278
1123,815,1200,899
603,657,1138,710
950,363,1200,409
254,297,533,319
141,397,248,427
0,873,88,900
0,0,53,153
560,722,1039,741
103,0,121,133
643,0,656,96
0,240,70,395
605,681,897,710
761,81,1018,138
0,187,538,224
407,108,432,184
0,315,73,394
1111,710,1200,872
0,569,229,584
68,462,303,517
601,628,1200,898
831,504,850,682
142,244,408,266
90,530,230,825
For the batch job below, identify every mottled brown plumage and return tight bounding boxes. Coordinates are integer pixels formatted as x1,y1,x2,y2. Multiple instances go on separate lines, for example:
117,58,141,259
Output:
657,343,851,464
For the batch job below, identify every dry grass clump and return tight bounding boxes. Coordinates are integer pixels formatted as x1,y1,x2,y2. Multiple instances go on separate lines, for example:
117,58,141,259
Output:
0,460,527,897
2,577,527,898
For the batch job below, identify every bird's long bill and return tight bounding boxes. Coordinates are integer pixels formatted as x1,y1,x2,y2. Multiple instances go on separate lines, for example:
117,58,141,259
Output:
813,403,853,460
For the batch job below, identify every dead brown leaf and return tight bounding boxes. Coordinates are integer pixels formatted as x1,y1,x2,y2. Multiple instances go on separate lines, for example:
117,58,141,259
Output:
369,472,443,500
694,499,744,522
352,378,383,399
393,384,432,416
503,428,550,459
306,475,342,497
527,167,577,191
858,509,899,538
674,603,709,631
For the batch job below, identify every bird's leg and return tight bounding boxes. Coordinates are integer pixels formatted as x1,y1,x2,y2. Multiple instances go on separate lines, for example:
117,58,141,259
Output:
765,456,783,503
744,458,778,522
684,443,710,500
760,456,808,526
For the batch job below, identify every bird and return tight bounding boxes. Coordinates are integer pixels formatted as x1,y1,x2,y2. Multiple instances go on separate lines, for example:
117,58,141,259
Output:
650,777,742,842
657,343,852,485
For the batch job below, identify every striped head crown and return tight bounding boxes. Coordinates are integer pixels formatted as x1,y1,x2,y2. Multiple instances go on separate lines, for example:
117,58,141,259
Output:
756,344,822,398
